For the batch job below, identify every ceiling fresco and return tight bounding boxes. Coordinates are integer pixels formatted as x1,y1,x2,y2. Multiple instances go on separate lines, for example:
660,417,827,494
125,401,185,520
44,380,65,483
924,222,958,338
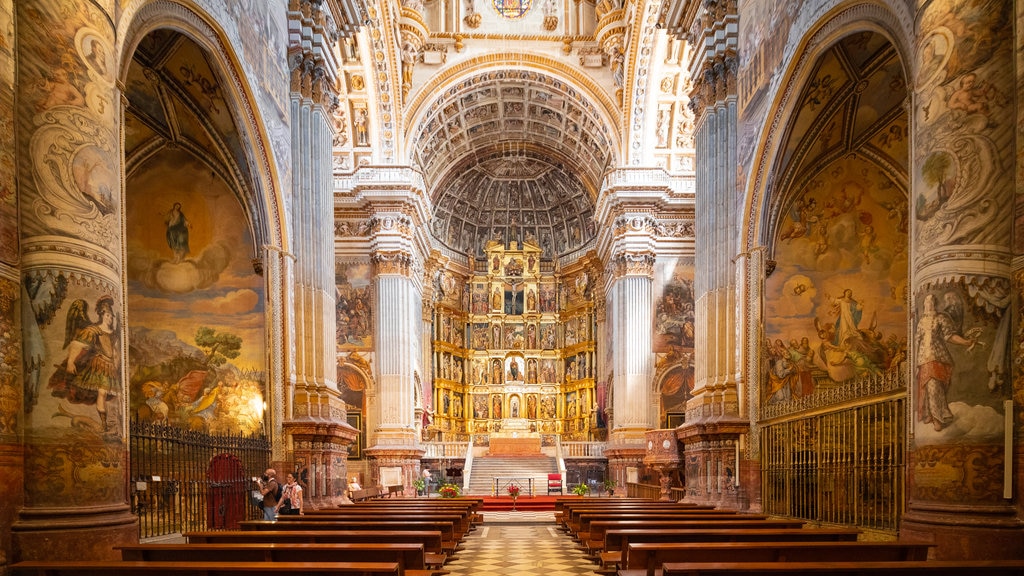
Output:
767,31,909,239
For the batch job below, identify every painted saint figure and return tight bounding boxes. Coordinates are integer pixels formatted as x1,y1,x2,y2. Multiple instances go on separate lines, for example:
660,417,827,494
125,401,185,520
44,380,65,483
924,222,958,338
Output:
48,296,120,432
915,293,980,431
164,202,191,262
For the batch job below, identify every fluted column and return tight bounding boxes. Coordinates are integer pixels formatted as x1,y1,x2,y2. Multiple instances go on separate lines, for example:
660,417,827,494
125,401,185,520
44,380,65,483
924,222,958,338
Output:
284,0,354,508
672,0,747,509
608,252,656,436
10,0,136,560
901,0,1021,557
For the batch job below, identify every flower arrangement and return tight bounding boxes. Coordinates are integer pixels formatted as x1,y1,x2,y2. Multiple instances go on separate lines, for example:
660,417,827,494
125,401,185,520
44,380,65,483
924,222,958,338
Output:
571,483,590,496
507,484,521,499
438,483,461,498
413,478,426,494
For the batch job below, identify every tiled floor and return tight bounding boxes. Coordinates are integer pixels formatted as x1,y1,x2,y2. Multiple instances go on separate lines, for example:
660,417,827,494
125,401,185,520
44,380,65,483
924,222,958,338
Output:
444,512,598,576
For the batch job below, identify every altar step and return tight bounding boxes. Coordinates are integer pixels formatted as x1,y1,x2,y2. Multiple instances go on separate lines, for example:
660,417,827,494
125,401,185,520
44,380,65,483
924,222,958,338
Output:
466,454,559,496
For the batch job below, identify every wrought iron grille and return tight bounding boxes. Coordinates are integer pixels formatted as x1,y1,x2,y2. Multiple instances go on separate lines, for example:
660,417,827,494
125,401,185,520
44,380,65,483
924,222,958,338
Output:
761,398,905,533
130,420,270,539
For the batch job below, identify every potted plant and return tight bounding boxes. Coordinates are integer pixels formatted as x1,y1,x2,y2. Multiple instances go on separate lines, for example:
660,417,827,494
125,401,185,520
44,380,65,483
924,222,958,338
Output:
438,483,461,498
413,478,426,496
571,483,590,496
603,478,617,496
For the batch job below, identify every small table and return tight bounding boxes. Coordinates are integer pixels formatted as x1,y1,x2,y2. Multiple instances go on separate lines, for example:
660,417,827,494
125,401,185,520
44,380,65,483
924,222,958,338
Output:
494,476,534,497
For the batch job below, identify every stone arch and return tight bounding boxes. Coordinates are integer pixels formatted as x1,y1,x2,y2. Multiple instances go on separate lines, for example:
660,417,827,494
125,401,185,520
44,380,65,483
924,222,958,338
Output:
742,1,914,254
117,0,288,254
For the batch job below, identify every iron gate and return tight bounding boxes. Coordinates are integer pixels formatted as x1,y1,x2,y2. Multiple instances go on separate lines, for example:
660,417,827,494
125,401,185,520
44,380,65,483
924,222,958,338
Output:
761,398,905,533
130,420,270,539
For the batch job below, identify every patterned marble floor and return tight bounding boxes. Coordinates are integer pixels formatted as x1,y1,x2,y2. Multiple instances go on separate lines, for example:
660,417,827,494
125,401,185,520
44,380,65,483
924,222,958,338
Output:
444,513,598,576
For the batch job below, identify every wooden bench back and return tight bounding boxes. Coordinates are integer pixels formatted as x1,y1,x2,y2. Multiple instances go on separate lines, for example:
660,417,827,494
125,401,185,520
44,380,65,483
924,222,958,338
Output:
605,528,861,553
238,520,456,542
659,560,1024,576
623,542,933,575
116,542,426,570
571,511,749,533
184,530,445,554
587,519,804,551
11,560,401,575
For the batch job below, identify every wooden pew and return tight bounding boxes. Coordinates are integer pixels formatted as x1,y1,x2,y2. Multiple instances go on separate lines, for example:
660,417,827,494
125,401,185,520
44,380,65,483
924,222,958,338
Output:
659,560,1024,576
184,530,446,567
11,560,402,576
274,510,471,539
584,519,805,554
237,519,459,552
567,507,737,534
620,542,934,576
599,528,862,571
571,511,750,540
116,542,435,576
559,501,712,529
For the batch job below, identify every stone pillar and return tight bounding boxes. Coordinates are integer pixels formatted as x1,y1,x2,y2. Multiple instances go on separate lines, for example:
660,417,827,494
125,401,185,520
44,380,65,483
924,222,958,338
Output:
600,208,657,473
673,0,748,510
283,0,353,507
360,172,430,476
902,0,1022,558
11,0,136,560
0,0,21,570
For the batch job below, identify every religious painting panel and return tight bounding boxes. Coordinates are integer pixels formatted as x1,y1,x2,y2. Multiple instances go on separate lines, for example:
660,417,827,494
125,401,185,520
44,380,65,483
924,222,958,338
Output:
451,392,464,419
504,355,524,382
540,394,557,419
503,323,524,349
653,258,695,353
503,281,524,314
526,358,539,383
763,154,908,419
470,322,488,350
336,262,373,349
565,391,578,419
659,367,693,428
472,283,489,314
540,359,557,383
540,323,557,349
346,412,363,459
526,323,538,349
337,364,366,414
491,393,503,419
473,394,489,419
125,149,265,435
539,284,557,312
526,393,538,419
0,0,13,266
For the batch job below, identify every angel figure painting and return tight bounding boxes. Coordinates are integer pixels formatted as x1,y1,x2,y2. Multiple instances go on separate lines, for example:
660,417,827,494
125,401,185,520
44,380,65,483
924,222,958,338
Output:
47,296,120,434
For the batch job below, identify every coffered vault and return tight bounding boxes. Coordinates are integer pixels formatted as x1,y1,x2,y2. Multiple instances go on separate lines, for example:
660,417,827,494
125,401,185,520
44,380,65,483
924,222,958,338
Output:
409,68,620,258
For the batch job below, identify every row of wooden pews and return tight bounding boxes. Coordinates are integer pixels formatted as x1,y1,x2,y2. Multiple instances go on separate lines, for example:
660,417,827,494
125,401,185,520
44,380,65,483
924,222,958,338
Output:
552,498,1024,576
12,497,484,576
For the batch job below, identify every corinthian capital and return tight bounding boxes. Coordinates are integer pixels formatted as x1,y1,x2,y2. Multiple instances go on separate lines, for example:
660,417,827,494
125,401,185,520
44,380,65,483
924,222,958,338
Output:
610,251,655,279
371,250,414,277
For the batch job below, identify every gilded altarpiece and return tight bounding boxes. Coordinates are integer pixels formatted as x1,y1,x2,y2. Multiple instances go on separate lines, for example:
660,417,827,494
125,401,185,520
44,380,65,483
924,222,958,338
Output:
428,240,598,441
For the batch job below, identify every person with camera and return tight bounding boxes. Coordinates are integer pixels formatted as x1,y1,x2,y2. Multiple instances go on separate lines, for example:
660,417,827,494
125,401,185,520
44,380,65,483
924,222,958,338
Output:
258,468,280,520
275,472,303,515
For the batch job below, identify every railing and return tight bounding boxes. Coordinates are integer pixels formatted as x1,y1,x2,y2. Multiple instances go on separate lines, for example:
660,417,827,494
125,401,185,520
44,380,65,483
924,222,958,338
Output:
761,398,904,533
130,420,270,539
462,436,476,492
421,441,469,459
627,482,664,499
560,441,606,458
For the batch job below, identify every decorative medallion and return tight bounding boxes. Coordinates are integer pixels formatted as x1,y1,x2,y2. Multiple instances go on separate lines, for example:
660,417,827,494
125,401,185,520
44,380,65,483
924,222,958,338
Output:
493,0,532,19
